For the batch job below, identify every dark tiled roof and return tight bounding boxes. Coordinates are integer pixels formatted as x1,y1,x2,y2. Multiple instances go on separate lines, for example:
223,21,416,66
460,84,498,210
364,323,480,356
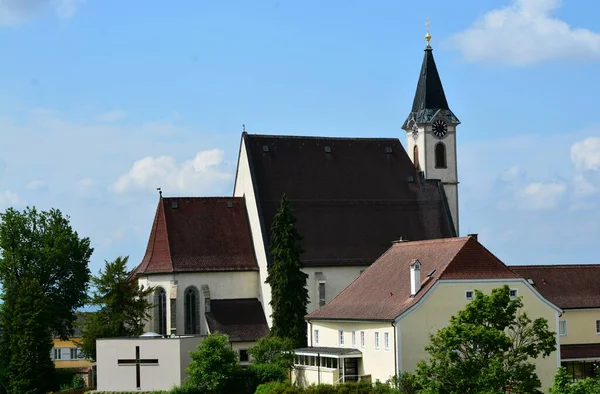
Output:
205,299,269,342
242,133,454,267
307,236,520,321
402,46,459,128
510,265,600,309
132,197,258,275
561,344,600,360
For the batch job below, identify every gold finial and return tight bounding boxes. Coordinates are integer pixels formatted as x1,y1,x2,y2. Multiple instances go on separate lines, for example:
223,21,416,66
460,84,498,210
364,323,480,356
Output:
425,17,431,46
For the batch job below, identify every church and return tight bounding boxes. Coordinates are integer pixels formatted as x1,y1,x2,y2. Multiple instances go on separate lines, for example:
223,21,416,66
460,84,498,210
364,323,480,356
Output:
131,35,460,350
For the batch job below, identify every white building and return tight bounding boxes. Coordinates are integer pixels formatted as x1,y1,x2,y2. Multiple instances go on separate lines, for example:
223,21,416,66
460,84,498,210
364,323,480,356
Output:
96,334,202,392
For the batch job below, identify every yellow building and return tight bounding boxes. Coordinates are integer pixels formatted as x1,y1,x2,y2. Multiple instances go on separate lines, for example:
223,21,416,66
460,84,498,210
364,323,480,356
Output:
299,236,562,390
511,265,600,380
51,314,93,385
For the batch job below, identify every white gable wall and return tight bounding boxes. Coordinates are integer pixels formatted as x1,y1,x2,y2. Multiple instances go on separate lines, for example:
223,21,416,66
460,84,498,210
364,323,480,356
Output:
138,271,260,336
233,137,273,326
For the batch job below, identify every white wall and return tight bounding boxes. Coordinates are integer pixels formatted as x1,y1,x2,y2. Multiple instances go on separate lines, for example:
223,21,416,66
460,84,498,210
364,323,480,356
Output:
304,266,369,314
97,337,202,392
138,271,260,335
233,137,274,326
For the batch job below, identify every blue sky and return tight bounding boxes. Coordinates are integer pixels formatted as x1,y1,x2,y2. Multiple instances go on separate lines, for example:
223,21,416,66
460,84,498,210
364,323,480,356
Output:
1,0,599,275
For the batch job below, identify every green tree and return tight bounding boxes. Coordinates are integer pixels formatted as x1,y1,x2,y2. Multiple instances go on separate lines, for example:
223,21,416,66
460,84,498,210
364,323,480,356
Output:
0,207,92,394
415,285,556,394
266,196,309,348
186,332,239,393
549,366,600,394
79,256,153,360
2,278,55,394
248,335,295,371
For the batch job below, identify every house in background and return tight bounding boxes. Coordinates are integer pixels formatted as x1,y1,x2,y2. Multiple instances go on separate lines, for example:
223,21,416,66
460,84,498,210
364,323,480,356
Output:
51,313,93,385
297,236,562,391
511,264,600,380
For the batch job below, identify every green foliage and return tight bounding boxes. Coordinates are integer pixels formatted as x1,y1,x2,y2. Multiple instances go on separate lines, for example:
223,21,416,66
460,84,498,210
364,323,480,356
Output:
0,207,93,339
386,372,420,394
253,381,400,394
248,336,296,371
1,277,55,394
79,256,154,360
266,196,309,348
415,285,556,394
549,366,600,394
185,332,239,392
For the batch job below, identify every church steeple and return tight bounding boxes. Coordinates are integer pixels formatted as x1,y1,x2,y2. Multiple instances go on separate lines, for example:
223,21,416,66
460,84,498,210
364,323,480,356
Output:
402,33,459,129
402,23,460,236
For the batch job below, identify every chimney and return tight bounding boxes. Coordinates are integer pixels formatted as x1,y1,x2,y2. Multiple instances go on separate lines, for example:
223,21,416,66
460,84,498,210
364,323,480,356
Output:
468,233,478,241
410,259,421,296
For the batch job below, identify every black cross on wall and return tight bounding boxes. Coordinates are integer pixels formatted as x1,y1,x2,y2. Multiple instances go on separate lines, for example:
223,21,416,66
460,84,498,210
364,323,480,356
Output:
117,345,159,389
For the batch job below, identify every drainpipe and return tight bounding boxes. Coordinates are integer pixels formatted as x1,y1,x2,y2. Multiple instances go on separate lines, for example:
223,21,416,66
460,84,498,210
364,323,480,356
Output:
317,351,320,385
308,320,313,346
392,321,398,377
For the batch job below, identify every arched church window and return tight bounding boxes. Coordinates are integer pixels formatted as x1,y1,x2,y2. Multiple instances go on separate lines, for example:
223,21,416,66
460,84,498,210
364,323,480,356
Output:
435,143,447,169
413,145,420,169
154,287,167,335
184,286,200,334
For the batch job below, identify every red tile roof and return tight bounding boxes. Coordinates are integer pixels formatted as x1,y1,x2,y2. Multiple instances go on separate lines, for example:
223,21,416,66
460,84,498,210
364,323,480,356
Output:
205,298,269,342
132,197,258,275
241,133,455,268
561,344,600,360
510,265,600,309
307,236,520,321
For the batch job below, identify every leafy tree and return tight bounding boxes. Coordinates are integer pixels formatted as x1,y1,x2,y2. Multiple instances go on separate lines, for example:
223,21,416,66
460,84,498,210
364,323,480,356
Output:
0,207,92,394
186,332,239,393
549,366,600,394
266,196,309,348
2,278,55,394
79,256,154,360
416,285,556,394
248,335,295,371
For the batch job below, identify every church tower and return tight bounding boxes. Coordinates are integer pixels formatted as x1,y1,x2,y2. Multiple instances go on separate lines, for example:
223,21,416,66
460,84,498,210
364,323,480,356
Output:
402,26,460,236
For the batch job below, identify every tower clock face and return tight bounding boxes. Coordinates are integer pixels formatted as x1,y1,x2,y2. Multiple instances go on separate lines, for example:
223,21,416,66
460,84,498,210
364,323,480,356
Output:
432,120,448,138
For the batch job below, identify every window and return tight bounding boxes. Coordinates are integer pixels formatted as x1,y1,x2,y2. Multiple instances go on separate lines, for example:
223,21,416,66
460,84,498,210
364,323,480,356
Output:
435,143,446,168
53,348,62,360
352,331,356,347
314,329,319,345
375,332,380,350
596,320,600,335
413,145,420,169
384,332,390,351
154,287,167,335
339,330,344,346
239,349,249,362
360,331,365,348
509,289,518,299
559,320,567,336
318,282,326,307
465,290,474,300
184,287,200,334
70,348,83,359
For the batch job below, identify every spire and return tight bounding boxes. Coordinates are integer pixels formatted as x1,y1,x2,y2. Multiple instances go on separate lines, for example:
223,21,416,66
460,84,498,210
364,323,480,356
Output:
402,23,459,129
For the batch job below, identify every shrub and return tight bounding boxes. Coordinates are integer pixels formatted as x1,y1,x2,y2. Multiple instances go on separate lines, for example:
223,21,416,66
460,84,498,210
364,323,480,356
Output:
254,381,294,394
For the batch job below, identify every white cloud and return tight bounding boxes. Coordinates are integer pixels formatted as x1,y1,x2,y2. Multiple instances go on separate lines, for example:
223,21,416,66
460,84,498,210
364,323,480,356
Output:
111,150,232,195
0,190,24,208
0,0,84,26
500,165,524,182
571,137,600,171
573,173,597,197
516,182,567,210
95,110,127,123
26,179,48,191
447,0,600,66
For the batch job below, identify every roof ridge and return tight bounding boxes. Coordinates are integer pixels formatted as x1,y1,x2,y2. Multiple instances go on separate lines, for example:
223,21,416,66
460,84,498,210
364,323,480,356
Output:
511,264,600,269
436,237,471,279
246,133,400,142
161,196,242,200
392,236,469,247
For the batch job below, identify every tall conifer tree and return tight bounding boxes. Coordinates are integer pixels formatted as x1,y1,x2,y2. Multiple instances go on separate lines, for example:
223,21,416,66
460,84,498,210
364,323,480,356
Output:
266,196,309,348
